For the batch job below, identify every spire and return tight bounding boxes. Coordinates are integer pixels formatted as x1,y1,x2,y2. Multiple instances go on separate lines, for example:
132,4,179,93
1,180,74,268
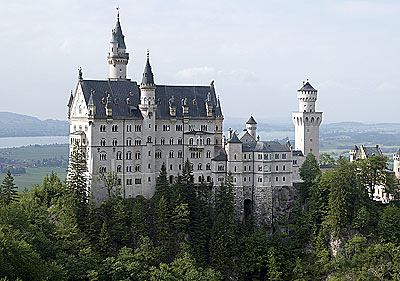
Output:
110,9,126,49
88,90,95,106
246,116,257,125
141,50,155,86
67,91,73,107
78,66,83,81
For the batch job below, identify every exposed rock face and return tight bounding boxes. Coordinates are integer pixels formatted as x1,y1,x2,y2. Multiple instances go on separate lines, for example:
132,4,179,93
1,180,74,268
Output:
272,185,299,222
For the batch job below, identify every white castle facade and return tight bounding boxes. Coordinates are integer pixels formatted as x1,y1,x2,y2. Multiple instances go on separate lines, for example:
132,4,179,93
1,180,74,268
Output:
67,13,322,224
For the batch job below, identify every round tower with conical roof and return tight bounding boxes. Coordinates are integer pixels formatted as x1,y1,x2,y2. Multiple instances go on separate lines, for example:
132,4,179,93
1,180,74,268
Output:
393,149,400,179
246,116,257,140
107,11,129,80
292,80,323,161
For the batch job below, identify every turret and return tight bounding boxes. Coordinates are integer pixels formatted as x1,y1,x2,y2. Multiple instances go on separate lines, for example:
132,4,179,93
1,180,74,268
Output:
297,80,317,112
246,116,257,140
88,90,96,118
139,50,156,115
107,11,129,80
394,149,400,179
349,145,359,162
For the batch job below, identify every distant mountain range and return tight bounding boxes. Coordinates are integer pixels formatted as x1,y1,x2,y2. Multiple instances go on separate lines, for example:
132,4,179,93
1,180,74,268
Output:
0,112,69,138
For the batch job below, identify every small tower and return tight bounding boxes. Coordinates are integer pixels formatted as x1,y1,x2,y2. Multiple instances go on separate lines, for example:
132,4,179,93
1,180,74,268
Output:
139,50,156,113
292,80,323,161
246,116,257,140
349,145,359,162
394,149,400,179
88,90,96,118
107,11,129,80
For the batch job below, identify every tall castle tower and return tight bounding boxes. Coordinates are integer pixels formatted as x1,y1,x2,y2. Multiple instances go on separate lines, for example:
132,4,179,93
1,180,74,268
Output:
292,80,322,161
393,149,400,179
107,11,129,80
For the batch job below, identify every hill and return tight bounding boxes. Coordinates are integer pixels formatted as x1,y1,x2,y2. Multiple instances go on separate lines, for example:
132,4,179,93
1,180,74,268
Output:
0,112,69,137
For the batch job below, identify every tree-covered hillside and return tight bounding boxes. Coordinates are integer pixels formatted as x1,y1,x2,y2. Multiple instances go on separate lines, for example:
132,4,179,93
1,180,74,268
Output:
0,152,400,280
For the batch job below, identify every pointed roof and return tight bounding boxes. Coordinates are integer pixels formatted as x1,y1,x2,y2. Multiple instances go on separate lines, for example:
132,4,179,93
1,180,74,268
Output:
88,91,94,106
141,51,155,86
396,148,400,155
298,81,317,92
228,132,241,143
110,11,126,49
246,116,257,125
67,92,73,107
212,149,227,161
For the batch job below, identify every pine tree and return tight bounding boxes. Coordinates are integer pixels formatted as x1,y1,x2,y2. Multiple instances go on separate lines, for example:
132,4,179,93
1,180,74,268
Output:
210,172,237,278
0,170,18,205
67,144,88,204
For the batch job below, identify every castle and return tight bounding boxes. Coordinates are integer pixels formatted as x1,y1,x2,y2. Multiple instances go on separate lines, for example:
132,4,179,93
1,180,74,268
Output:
67,13,322,224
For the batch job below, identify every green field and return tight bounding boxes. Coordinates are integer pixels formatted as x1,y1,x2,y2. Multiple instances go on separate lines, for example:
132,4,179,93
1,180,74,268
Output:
0,144,68,160
0,167,67,191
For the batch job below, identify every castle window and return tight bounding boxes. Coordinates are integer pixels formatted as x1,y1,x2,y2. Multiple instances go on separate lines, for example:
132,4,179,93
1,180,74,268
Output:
244,154,246,160
258,165,262,171
283,165,286,171
135,178,142,184
283,176,286,182
117,165,121,172
100,152,107,161
179,164,182,170
170,164,173,170
206,151,211,158
310,139,313,142
169,138,174,145
169,151,174,158
198,163,202,170
207,176,211,182
161,138,165,145
126,138,132,146
99,167,107,173
282,153,287,159
189,125,195,131
206,138,211,145
148,151,151,156
112,139,118,146
148,177,151,182
126,151,132,160
215,138,218,145
310,148,313,152
234,166,237,172
198,176,203,182
276,165,278,171
258,177,262,183
127,125,132,132
200,125,208,131
163,125,171,131
258,154,262,160
206,163,211,170
147,136,152,143
275,154,279,159
148,164,151,169
135,152,141,160
244,177,246,182
234,154,237,160
135,165,141,172
189,138,194,145
275,177,279,182
135,139,141,146
155,150,162,159
116,151,122,160
234,177,237,182
244,166,246,171
126,166,132,172
178,151,183,158
135,125,141,132
100,139,106,146
126,179,132,185
112,125,118,132
218,165,224,171
178,138,183,145
293,160,298,165
176,124,183,131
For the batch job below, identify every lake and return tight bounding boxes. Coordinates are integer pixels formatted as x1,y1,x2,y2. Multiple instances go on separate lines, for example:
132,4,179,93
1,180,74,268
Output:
0,136,69,149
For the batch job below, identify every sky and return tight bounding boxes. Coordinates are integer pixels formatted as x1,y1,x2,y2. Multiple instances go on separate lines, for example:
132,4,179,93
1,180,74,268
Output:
0,0,399,124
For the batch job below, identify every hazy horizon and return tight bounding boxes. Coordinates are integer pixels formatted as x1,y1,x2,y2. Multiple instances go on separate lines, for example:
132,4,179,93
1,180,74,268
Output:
1,0,399,123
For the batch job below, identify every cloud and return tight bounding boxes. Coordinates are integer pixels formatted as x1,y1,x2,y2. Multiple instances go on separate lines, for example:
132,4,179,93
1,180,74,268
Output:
175,66,216,79
175,67,258,83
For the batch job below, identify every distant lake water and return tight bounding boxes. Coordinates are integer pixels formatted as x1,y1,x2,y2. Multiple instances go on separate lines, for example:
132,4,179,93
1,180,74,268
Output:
0,136,69,149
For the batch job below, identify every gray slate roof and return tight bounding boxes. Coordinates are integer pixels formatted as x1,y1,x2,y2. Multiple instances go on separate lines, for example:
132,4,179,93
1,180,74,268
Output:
396,148,400,155
246,116,257,124
298,81,317,92
111,14,126,49
242,141,290,152
292,150,304,156
362,146,382,158
67,93,73,107
212,149,227,161
228,132,241,143
141,55,155,86
78,80,222,120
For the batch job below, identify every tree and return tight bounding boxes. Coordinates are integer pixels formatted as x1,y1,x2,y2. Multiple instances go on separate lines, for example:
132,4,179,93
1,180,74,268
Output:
320,153,336,166
66,144,88,204
210,172,237,278
0,170,18,205
98,170,121,200
299,153,321,199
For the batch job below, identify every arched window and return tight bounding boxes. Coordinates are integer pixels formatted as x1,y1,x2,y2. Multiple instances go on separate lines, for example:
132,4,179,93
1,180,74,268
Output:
207,176,211,182
178,151,183,158
189,138,194,145
117,165,122,172
206,151,211,158
161,138,165,145
100,139,106,146
169,151,174,158
155,150,162,159
112,139,118,146
178,138,183,145
206,138,211,145
147,136,152,143
198,163,202,170
135,152,141,160
198,176,202,183
206,163,211,170
126,138,132,146
116,151,122,160
169,138,174,145
126,151,132,160
100,152,107,161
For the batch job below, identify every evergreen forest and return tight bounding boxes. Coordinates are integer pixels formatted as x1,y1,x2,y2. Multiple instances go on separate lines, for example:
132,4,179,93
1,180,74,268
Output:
1,147,400,280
